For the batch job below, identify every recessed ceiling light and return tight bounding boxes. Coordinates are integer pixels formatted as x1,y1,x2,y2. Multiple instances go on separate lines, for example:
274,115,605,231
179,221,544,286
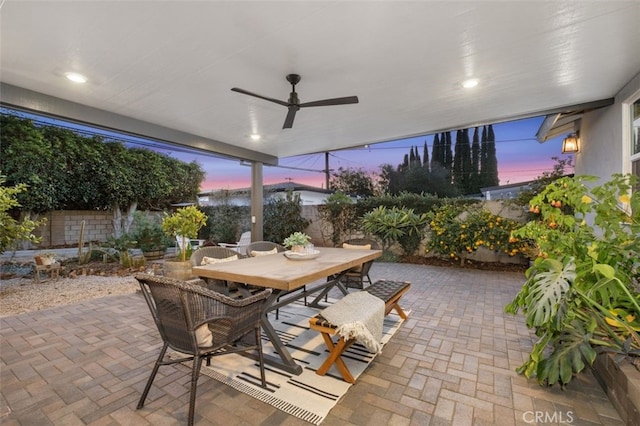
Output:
65,72,88,83
250,134,261,141
462,78,479,89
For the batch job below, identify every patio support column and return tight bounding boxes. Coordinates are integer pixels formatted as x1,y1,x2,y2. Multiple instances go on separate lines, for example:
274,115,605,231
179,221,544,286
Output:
251,162,263,242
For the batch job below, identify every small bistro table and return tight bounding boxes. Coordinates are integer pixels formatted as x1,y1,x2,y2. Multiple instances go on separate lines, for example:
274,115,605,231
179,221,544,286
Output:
192,246,381,374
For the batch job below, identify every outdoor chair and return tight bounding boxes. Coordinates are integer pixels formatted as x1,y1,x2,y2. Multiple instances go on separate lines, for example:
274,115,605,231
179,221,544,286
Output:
245,241,304,317
336,238,380,289
135,274,271,426
175,235,190,253
190,246,246,295
218,231,252,253
245,241,286,257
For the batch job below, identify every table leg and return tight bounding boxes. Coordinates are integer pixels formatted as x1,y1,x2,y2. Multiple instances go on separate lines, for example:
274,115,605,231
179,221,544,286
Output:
259,289,303,375
238,273,352,375
307,272,349,308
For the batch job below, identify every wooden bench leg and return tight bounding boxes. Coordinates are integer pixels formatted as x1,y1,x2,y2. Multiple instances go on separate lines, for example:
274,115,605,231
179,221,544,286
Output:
311,280,411,383
316,332,356,383
388,300,408,320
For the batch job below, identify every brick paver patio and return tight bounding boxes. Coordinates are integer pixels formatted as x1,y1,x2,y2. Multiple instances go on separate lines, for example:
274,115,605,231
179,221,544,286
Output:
1,262,623,425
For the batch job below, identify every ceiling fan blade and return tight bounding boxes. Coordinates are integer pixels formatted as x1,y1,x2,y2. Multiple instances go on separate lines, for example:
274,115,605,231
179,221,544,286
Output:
299,96,359,108
283,106,299,129
231,88,289,107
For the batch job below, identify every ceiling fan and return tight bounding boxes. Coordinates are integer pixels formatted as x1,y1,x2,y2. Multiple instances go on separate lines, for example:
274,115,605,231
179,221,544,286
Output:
231,74,359,129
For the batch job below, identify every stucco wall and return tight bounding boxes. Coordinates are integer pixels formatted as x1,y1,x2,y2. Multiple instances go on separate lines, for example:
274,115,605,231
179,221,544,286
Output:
577,71,640,180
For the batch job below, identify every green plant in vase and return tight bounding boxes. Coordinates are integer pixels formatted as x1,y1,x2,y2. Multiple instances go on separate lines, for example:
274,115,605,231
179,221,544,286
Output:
506,174,639,387
283,232,311,253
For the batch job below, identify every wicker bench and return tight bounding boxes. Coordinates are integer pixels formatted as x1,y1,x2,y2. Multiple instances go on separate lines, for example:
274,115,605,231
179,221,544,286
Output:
309,280,411,383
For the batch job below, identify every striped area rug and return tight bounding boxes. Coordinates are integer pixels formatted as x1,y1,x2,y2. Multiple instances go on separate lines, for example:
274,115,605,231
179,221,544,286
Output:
194,298,408,424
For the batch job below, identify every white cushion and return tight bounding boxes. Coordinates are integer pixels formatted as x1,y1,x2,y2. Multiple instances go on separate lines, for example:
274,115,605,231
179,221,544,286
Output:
251,247,278,257
195,324,213,347
343,243,371,250
201,255,238,265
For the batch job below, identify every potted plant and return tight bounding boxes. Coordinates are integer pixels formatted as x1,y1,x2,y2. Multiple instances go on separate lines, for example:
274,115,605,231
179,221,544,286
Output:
283,232,311,253
132,213,168,259
162,206,207,279
506,174,639,387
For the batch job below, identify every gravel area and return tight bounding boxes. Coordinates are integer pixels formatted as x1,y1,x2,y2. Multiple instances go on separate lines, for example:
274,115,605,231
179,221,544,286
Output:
0,275,139,317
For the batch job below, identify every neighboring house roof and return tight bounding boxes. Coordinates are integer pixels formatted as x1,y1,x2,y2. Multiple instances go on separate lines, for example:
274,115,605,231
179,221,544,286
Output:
481,174,575,200
199,181,333,197
481,180,536,194
198,181,335,206
480,180,536,201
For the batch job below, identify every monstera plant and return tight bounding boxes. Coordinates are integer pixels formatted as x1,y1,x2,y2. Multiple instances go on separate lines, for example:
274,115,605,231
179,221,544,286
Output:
506,174,640,387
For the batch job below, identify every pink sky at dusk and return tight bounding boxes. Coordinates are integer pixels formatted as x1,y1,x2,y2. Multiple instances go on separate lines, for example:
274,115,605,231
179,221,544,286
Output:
8,109,573,191
173,116,573,192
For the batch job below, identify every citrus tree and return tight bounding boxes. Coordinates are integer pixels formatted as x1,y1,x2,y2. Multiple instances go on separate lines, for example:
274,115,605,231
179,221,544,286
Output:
162,206,208,261
506,174,640,387
426,203,525,265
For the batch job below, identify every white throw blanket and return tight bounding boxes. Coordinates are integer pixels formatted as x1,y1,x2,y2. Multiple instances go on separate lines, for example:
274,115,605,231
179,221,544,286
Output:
320,291,385,353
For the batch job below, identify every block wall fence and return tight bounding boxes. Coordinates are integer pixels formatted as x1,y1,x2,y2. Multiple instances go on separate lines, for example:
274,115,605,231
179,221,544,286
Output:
30,200,523,254
34,210,114,247
32,207,328,249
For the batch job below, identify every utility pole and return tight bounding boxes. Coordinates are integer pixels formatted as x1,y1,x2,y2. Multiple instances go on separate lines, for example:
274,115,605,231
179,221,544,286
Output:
325,152,330,189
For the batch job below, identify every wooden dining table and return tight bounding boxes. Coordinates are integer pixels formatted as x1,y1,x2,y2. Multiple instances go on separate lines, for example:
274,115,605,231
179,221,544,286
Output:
192,246,381,374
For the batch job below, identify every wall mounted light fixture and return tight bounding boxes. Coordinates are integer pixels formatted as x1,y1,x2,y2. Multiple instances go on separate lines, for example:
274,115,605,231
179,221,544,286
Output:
562,133,580,153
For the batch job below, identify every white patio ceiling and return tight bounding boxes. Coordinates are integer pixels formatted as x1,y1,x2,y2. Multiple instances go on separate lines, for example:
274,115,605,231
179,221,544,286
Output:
1,1,639,166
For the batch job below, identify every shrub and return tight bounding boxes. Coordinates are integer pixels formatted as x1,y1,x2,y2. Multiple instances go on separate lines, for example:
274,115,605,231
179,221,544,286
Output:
131,212,169,252
426,203,525,264
317,191,356,246
362,206,429,255
0,176,46,253
200,204,248,244
506,174,639,387
263,191,311,244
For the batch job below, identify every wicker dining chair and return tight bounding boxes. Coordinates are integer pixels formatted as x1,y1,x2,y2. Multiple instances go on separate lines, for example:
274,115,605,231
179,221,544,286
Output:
190,246,245,295
338,238,380,289
244,241,286,257
135,274,271,426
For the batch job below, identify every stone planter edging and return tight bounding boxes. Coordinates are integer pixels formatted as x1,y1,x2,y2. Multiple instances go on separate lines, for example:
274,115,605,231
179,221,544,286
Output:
591,352,639,425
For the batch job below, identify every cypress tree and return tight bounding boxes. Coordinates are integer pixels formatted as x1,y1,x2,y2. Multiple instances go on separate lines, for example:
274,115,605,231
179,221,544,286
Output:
480,126,489,187
431,133,441,170
444,131,453,175
461,128,472,194
470,127,481,193
453,130,463,187
444,132,453,183
486,124,499,186
422,141,430,171
401,153,409,172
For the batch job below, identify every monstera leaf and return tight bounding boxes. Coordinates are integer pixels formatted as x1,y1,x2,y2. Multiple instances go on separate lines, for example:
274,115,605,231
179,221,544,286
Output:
536,319,597,387
523,258,576,328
